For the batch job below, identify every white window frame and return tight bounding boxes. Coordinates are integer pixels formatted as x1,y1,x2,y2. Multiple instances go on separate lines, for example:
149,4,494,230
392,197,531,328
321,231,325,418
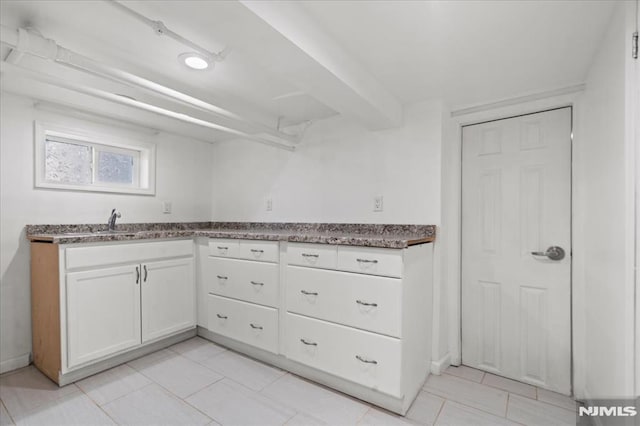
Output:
34,121,156,195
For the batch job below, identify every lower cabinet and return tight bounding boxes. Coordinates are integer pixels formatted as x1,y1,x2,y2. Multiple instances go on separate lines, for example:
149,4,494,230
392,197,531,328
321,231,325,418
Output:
142,258,195,342
286,312,403,397
31,239,196,384
66,264,141,368
207,294,278,353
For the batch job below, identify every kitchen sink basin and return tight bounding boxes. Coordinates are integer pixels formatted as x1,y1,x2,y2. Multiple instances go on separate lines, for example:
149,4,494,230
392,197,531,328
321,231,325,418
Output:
62,231,137,237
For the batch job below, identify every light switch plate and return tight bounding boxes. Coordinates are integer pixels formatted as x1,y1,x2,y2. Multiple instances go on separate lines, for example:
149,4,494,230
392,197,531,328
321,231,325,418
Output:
266,198,273,211
162,201,172,214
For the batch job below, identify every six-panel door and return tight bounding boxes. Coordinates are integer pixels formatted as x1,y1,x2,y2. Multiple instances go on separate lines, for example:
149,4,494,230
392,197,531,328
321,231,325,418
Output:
141,258,196,343
66,264,141,368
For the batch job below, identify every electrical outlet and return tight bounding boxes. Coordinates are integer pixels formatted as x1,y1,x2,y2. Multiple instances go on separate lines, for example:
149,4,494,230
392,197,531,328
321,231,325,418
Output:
374,195,383,212
266,198,273,211
162,201,172,214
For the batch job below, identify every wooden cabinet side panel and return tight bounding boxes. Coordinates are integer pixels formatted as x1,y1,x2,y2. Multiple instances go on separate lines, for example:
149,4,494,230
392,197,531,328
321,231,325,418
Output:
31,243,61,383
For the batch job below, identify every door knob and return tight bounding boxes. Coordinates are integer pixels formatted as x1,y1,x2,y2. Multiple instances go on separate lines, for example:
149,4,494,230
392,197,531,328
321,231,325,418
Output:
531,246,565,261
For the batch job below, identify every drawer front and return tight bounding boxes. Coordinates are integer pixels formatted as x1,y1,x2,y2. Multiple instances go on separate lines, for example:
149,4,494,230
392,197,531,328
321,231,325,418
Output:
286,266,402,337
208,239,240,258
207,258,279,307
238,240,279,263
337,246,403,278
285,313,402,397
66,239,193,270
208,294,278,353
287,243,337,269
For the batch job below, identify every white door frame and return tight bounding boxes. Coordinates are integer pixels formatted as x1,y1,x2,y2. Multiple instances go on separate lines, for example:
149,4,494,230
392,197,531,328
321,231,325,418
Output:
440,86,588,398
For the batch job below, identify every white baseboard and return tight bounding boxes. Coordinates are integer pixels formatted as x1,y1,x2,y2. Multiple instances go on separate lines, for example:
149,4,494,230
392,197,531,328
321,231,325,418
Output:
431,353,451,375
0,353,30,374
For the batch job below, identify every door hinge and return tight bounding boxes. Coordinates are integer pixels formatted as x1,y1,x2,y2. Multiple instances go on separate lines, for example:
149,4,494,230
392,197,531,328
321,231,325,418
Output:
633,31,638,59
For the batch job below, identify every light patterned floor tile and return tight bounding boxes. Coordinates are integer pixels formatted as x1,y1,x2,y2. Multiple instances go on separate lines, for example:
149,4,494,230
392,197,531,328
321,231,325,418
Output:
0,366,79,419
424,374,508,416
436,400,520,426
536,388,577,411
0,401,14,426
199,350,285,391
186,378,296,426
102,383,211,425
406,391,444,425
261,374,369,425
482,373,537,399
129,350,223,398
12,392,114,425
507,394,576,426
284,412,327,425
442,365,485,383
76,364,152,406
169,337,227,363
357,407,414,425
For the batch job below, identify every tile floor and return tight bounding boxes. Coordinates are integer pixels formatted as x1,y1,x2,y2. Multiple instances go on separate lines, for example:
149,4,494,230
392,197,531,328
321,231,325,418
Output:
0,337,579,426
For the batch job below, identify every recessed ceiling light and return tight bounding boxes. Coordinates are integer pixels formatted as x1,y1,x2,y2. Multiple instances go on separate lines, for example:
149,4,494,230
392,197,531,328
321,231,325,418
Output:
178,52,212,70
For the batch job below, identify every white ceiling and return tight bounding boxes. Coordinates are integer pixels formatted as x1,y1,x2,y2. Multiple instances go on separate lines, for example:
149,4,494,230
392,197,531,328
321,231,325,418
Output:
0,0,616,143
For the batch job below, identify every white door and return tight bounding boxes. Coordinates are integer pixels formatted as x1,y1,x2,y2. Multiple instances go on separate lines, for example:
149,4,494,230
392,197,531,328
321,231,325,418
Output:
461,107,572,394
141,257,195,342
66,264,141,368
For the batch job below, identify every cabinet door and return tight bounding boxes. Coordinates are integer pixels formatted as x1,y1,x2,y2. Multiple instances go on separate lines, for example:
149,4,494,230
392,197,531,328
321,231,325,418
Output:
142,257,195,342
66,265,141,369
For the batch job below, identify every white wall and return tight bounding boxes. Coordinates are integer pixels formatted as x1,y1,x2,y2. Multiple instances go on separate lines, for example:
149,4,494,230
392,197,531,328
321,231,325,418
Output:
0,92,214,372
211,100,443,224
573,2,635,399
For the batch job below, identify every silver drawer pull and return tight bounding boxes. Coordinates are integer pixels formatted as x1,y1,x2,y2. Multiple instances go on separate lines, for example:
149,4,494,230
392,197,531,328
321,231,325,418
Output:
250,249,264,253
250,281,264,286
249,323,263,330
356,300,378,307
301,290,318,296
356,258,378,264
356,355,378,364
301,253,319,258
216,314,228,319
300,338,318,346
216,275,228,280
217,246,228,250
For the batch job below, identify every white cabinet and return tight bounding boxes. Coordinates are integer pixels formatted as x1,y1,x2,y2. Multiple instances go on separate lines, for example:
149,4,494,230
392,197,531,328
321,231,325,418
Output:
284,242,433,414
205,239,280,353
66,265,141,368
31,239,195,384
202,237,434,415
142,258,195,343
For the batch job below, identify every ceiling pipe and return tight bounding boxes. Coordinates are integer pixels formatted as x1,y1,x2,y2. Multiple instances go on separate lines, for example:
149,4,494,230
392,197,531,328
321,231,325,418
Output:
0,25,300,146
105,0,230,63
0,61,295,151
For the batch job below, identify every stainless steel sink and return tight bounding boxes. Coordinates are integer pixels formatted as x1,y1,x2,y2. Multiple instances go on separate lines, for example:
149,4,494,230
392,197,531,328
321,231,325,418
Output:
62,231,136,237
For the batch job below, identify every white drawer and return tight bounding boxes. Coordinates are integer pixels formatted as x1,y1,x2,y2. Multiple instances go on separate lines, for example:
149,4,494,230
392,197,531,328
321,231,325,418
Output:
285,313,402,397
337,246,403,278
286,266,402,337
238,240,279,263
207,257,279,308
66,239,193,270
287,243,337,269
208,239,240,258
208,295,278,353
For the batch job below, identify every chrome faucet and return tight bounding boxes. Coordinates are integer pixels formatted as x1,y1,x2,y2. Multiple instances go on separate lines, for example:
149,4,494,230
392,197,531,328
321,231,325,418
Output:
107,209,121,231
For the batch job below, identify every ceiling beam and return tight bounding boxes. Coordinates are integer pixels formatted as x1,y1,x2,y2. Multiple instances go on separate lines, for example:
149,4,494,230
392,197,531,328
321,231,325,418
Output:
238,1,403,130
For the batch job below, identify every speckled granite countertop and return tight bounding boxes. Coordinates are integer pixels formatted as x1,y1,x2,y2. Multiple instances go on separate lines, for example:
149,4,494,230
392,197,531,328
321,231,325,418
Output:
26,222,436,249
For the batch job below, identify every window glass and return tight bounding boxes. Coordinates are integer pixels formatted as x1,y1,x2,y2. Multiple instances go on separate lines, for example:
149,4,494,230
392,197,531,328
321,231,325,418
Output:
96,150,134,184
44,139,92,184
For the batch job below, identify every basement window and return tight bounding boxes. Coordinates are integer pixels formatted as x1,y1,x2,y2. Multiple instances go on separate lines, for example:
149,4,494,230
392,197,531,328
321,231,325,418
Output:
35,122,156,195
